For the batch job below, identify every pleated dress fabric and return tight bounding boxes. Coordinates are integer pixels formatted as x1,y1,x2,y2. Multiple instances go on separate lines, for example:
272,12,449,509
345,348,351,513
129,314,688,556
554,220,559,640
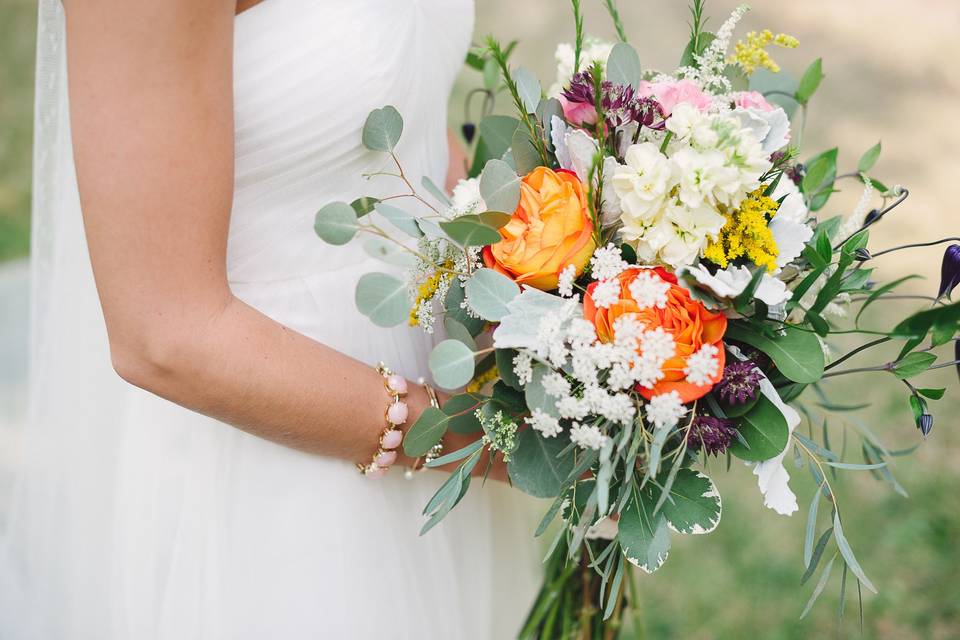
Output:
0,1,540,637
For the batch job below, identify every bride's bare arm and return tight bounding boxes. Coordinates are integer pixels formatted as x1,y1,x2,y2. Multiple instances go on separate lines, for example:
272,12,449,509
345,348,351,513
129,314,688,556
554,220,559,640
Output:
63,0,482,470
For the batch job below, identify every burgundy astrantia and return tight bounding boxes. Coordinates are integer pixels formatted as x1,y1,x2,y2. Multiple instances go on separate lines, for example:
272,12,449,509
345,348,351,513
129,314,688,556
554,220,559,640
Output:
688,416,738,455
716,361,763,405
562,71,664,128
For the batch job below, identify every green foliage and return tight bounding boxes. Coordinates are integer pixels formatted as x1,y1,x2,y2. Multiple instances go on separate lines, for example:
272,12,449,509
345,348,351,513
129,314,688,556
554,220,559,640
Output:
361,105,403,152
725,323,826,384
606,43,642,89
354,272,410,327
464,267,521,321
428,339,476,389
507,428,576,498
729,395,791,462
403,407,449,457
313,202,359,245
439,214,503,247
479,158,521,213
858,141,882,173
373,202,423,238
795,58,824,105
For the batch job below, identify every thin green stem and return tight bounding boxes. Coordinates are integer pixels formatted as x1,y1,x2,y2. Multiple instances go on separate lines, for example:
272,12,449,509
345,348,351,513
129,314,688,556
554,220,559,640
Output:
824,337,891,371
602,0,628,42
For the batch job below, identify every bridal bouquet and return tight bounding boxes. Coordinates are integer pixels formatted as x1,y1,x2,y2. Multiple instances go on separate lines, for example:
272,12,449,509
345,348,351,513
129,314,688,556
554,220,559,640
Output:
315,1,958,635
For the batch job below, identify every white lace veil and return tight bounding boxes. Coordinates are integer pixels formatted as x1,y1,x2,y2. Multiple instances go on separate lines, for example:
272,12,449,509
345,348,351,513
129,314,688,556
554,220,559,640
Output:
1,1,130,634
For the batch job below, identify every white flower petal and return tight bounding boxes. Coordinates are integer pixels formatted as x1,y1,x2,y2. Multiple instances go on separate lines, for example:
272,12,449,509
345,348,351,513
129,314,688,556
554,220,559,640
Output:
751,377,801,516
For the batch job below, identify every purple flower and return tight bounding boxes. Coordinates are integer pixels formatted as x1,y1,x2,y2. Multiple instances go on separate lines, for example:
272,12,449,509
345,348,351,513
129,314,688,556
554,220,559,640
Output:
937,244,960,299
688,416,738,455
918,413,933,438
716,361,763,405
561,71,664,129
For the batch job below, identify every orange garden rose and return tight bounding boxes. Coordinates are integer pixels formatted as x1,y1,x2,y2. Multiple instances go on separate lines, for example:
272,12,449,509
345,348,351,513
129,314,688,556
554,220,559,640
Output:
584,267,727,403
482,167,596,291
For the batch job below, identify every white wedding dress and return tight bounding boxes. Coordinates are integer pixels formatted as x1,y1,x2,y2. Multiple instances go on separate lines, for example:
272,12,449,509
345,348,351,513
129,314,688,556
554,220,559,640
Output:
0,1,540,638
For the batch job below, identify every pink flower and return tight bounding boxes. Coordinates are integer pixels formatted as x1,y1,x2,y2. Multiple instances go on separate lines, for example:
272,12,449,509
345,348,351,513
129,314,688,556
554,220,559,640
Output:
559,95,598,127
732,90,775,112
637,79,711,116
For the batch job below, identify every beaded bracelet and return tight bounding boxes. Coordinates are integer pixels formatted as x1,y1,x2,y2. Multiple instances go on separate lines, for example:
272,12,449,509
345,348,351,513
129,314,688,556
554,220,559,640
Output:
357,363,409,478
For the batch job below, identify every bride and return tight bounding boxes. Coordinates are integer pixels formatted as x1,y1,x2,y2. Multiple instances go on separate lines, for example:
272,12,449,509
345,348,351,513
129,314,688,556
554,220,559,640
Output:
0,0,539,637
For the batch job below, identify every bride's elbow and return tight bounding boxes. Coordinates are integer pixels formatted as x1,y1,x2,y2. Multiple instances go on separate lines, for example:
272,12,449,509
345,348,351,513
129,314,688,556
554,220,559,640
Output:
108,329,200,394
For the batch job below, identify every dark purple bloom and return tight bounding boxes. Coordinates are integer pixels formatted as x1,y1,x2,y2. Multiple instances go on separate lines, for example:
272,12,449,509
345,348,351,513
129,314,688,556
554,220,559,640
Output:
716,361,763,405
937,244,960,299
918,414,933,437
688,416,738,455
955,338,960,383
461,122,476,144
863,208,882,226
785,162,805,186
562,71,664,129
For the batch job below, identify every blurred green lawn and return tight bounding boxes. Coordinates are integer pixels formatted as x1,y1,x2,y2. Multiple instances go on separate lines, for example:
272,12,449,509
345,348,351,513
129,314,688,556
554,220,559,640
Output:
2,1,958,637
0,0,35,261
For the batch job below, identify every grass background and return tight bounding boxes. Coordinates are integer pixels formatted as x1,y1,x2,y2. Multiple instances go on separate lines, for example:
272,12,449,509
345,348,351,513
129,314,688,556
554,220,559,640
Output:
2,0,958,637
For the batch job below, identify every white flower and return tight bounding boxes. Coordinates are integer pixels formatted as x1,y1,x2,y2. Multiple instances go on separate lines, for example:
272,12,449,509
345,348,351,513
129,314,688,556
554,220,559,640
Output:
552,116,600,183
645,391,687,429
549,39,615,96
769,180,814,270
527,409,562,438
569,422,609,450
602,393,636,425
590,279,621,309
512,352,533,387
542,371,572,398
751,377,801,516
685,264,792,307
671,147,738,210
449,178,486,216
684,343,720,386
571,351,599,386
611,143,673,224
639,327,676,362
600,156,625,226
664,102,704,140
611,313,645,346
557,264,577,298
732,107,791,155
566,318,598,348
627,270,671,310
557,396,590,420
590,244,628,281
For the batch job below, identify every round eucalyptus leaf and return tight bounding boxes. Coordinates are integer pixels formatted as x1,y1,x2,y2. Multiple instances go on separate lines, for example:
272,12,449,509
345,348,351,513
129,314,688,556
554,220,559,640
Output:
464,268,521,322
362,238,416,267
480,159,521,214
362,105,404,152
507,428,575,498
350,196,380,218
606,42,642,89
354,272,410,327
661,469,722,535
429,340,476,390
477,211,512,229
512,126,541,175
443,281,487,337
524,363,559,418
440,215,503,248
314,202,359,245
514,67,542,114
443,317,478,351
374,202,423,239
442,393,485,434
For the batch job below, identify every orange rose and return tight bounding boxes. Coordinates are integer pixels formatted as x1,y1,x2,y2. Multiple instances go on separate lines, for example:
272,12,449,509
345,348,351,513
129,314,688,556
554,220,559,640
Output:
584,267,727,403
482,167,596,291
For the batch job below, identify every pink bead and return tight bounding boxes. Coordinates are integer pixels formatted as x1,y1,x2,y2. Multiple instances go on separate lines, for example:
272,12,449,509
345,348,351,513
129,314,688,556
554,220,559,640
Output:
375,450,397,467
381,429,403,450
386,401,408,425
386,374,408,395
366,466,388,479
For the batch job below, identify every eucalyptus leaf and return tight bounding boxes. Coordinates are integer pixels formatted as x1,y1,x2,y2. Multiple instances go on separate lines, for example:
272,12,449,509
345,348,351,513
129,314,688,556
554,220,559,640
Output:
350,196,380,217
512,126,542,176
514,67,542,114
525,363,560,418
833,511,877,594
507,429,575,498
374,202,423,239
440,215,503,247
355,273,410,327
362,238,416,267
796,58,823,104
857,141,882,173
361,105,403,152
421,176,452,207
479,159,521,214
464,268,521,322
442,393,485,434
443,317,477,351
314,202,359,245
606,42,642,89
428,340,476,390
403,407,449,457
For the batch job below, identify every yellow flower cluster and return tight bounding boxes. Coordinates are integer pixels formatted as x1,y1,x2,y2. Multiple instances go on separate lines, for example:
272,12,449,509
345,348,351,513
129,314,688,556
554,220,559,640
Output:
466,363,499,394
730,30,799,75
408,270,448,327
703,187,780,272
